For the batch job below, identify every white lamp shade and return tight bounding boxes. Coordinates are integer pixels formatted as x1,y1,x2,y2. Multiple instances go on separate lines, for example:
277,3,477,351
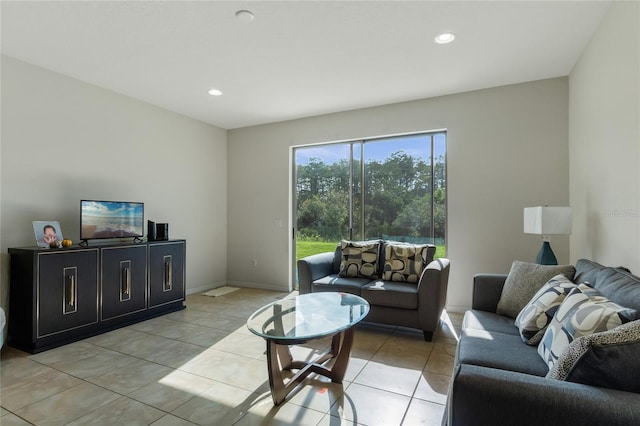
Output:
524,206,572,235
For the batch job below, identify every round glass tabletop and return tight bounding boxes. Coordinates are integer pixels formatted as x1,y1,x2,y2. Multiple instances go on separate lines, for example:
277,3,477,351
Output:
246,292,370,344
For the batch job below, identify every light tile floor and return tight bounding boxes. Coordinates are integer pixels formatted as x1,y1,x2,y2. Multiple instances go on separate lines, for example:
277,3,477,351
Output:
0,288,463,426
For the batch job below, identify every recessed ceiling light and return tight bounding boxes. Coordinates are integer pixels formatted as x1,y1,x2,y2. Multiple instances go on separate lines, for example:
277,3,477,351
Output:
434,32,455,44
208,89,223,96
235,10,254,23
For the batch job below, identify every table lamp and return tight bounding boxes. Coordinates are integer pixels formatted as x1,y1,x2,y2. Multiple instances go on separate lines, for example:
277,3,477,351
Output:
524,206,572,265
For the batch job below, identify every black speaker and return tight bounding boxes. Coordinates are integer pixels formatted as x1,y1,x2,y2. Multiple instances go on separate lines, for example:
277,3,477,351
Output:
147,220,156,241
156,223,169,240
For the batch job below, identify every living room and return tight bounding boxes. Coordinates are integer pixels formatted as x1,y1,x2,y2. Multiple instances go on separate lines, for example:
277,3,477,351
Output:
2,1,637,311
1,1,638,425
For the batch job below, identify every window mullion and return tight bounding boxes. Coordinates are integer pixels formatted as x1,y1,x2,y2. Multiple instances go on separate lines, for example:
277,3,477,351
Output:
349,143,354,241
360,142,365,240
430,135,435,243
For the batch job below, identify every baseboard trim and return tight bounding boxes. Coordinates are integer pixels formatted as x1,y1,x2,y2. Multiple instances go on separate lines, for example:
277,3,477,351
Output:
445,305,469,314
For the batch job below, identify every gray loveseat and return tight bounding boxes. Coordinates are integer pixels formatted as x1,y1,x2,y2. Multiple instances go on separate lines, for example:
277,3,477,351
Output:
297,240,450,341
444,259,640,426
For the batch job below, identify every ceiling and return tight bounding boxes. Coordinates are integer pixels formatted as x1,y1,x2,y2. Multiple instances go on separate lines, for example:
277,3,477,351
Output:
1,1,611,130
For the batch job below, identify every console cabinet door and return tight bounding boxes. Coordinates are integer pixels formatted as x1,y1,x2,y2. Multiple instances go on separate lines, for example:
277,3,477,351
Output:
101,245,148,320
148,241,185,308
38,250,99,337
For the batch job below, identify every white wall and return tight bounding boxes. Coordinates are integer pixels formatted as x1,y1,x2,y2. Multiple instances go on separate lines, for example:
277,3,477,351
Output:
228,78,570,311
1,56,228,308
569,1,640,272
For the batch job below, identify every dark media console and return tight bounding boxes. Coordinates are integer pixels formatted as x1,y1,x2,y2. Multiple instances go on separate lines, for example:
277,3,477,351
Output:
8,239,186,353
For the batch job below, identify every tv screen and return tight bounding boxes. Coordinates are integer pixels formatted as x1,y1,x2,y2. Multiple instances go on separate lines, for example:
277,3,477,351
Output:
81,200,144,240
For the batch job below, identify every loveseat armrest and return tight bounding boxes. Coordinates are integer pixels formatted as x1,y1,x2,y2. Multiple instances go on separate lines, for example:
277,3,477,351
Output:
297,252,336,294
472,274,508,313
417,258,450,338
446,364,640,426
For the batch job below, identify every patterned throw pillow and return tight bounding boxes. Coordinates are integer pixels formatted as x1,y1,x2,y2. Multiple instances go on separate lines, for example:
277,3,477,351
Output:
381,243,431,283
537,283,637,370
338,240,380,279
496,261,576,319
514,274,577,345
547,319,640,392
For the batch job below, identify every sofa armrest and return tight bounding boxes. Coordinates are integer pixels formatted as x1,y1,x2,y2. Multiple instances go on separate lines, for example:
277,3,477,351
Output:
446,364,640,426
297,252,336,294
472,274,508,313
417,258,450,332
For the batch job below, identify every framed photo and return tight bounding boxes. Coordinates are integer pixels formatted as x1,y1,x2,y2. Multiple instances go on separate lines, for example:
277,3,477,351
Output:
33,221,64,248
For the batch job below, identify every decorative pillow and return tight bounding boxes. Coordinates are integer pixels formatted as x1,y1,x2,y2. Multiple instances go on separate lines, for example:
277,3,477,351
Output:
547,319,640,393
338,240,380,279
537,283,637,370
514,274,577,345
496,261,576,319
381,242,431,283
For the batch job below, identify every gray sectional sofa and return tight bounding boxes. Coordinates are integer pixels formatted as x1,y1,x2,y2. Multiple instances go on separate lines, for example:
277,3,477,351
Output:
297,239,450,341
444,259,640,426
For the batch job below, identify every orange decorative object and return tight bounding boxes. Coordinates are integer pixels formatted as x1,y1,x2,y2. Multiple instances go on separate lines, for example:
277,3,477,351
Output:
61,239,73,247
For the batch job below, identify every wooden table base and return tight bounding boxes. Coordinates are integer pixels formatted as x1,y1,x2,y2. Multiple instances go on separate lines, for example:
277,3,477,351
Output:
265,327,355,405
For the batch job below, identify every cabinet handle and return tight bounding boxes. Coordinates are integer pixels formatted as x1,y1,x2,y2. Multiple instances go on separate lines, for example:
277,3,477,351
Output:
69,274,75,307
123,266,130,297
164,257,172,291
63,267,78,315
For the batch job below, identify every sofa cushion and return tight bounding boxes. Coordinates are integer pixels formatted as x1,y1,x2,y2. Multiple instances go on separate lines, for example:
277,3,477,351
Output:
338,240,381,279
361,280,418,309
574,258,640,313
573,258,604,286
463,310,520,336
547,319,640,393
515,274,577,345
592,267,640,313
457,328,549,377
538,283,637,370
332,244,342,274
312,274,369,295
381,242,431,283
496,261,576,319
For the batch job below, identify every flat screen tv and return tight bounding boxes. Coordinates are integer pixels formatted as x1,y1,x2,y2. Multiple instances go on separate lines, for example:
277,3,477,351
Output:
80,200,144,241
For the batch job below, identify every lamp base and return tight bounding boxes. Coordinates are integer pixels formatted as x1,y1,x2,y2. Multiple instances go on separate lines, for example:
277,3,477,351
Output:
535,241,558,265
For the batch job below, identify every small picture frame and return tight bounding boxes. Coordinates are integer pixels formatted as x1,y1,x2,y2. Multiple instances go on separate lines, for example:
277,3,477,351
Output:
33,221,64,248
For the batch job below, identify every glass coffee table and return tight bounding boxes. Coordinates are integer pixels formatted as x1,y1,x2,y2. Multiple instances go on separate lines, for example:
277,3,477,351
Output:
247,292,370,405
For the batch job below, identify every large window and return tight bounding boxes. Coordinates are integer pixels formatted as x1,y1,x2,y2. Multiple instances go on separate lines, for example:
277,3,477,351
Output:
294,131,446,263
